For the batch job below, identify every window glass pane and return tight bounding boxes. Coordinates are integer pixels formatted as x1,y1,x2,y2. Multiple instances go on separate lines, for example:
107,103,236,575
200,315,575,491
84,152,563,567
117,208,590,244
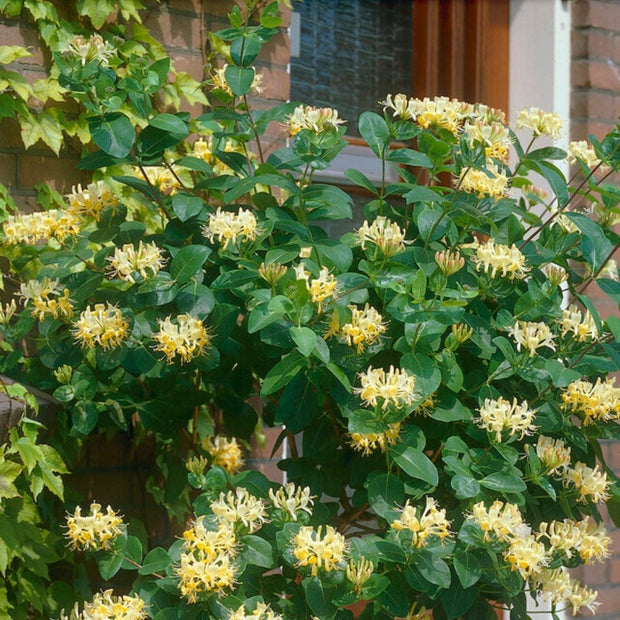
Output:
290,0,413,136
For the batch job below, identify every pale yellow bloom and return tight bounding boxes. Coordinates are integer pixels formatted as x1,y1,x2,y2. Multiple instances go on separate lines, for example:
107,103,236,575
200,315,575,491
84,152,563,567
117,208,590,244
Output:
390,497,452,548
354,365,417,410
202,207,258,250
204,436,244,474
550,207,579,234
472,238,529,279
2,209,81,244
535,435,571,474
20,278,73,321
504,534,549,578
516,107,563,139
470,500,523,543
463,118,513,163
137,165,181,194
522,184,549,206
177,518,238,602
292,525,347,575
544,264,568,287
268,482,314,521
382,95,469,134
107,241,166,283
537,519,584,558
562,461,610,503
345,557,374,594
567,140,602,168
459,163,509,199
153,314,210,364
211,488,268,533
533,568,599,615
435,249,465,276
66,590,147,620
287,105,344,136
576,517,611,564
228,601,283,620
476,397,537,442
355,216,407,257
590,201,620,228
507,320,556,357
338,304,387,352
558,304,598,342
349,422,401,456
0,299,16,325
65,502,124,551
561,377,620,425
67,181,119,220
307,267,337,313
66,34,113,66
73,303,129,350
597,258,619,280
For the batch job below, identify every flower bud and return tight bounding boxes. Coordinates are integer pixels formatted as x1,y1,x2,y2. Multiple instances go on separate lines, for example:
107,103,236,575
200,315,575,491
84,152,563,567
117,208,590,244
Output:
54,364,73,384
258,262,287,286
435,249,465,276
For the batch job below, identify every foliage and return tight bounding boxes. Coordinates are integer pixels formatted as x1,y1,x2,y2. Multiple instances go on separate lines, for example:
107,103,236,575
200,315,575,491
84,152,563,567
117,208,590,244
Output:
1,0,620,619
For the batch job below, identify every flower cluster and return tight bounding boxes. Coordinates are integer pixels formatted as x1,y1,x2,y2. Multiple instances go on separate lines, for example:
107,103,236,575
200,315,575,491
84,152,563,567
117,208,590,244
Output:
507,320,555,357
210,488,268,533
268,483,314,522
137,165,181,194
65,34,114,66
20,277,73,322
107,241,166,283
354,365,417,410
177,519,238,602
355,216,406,257
561,377,620,425
228,602,283,620
2,209,81,245
338,304,387,352
152,314,210,364
65,502,124,551
536,435,571,474
533,568,599,615
516,107,563,139
463,118,513,163
562,461,610,504
59,590,147,620
292,525,347,576
287,105,344,136
67,181,119,220
295,265,337,313
476,397,537,442
459,163,509,199
349,422,401,456
558,304,598,342
202,207,258,250
567,139,603,169
504,535,549,578
73,303,129,350
390,497,452,548
537,517,610,564
204,435,244,474
471,238,529,279
470,500,523,543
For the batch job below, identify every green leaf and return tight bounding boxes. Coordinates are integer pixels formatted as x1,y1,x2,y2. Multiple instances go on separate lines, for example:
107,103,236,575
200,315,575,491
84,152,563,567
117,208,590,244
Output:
88,113,136,158
274,373,318,433
389,445,439,487
366,473,404,521
290,326,317,357
358,111,390,157
261,351,305,396
451,474,480,499
544,359,581,388
240,535,274,568
230,36,261,67
72,400,99,435
387,148,433,168
98,552,124,580
480,471,526,493
169,245,211,284
344,168,377,194
139,547,170,575
0,459,22,499
121,536,143,569
417,551,451,588
0,45,32,64
302,576,336,618
77,0,116,28
453,549,481,588
171,193,204,222
224,65,255,96
400,353,442,400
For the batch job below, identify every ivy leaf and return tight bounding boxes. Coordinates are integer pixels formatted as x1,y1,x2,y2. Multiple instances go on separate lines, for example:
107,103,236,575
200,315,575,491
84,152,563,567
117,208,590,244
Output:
76,0,117,29
0,46,32,64
0,459,22,500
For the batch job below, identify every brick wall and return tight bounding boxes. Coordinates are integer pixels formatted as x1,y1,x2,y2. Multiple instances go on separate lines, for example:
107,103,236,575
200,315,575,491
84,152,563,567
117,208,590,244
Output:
571,1,620,617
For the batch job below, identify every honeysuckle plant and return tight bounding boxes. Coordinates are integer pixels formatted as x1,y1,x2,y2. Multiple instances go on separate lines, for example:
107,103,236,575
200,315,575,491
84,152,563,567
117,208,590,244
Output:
2,1,620,619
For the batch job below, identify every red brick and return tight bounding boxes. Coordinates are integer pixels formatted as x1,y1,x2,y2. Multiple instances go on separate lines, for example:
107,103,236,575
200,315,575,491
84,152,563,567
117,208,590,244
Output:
588,0,620,31
258,29,291,67
589,60,620,92
0,118,24,150
143,8,202,51
572,0,591,28
572,29,589,60
587,90,617,120
572,59,592,89
244,458,285,483
588,29,616,59
254,65,290,102
169,52,205,82
18,153,88,193
248,425,285,460
0,153,17,188
571,90,589,118
166,0,202,15
614,36,620,64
